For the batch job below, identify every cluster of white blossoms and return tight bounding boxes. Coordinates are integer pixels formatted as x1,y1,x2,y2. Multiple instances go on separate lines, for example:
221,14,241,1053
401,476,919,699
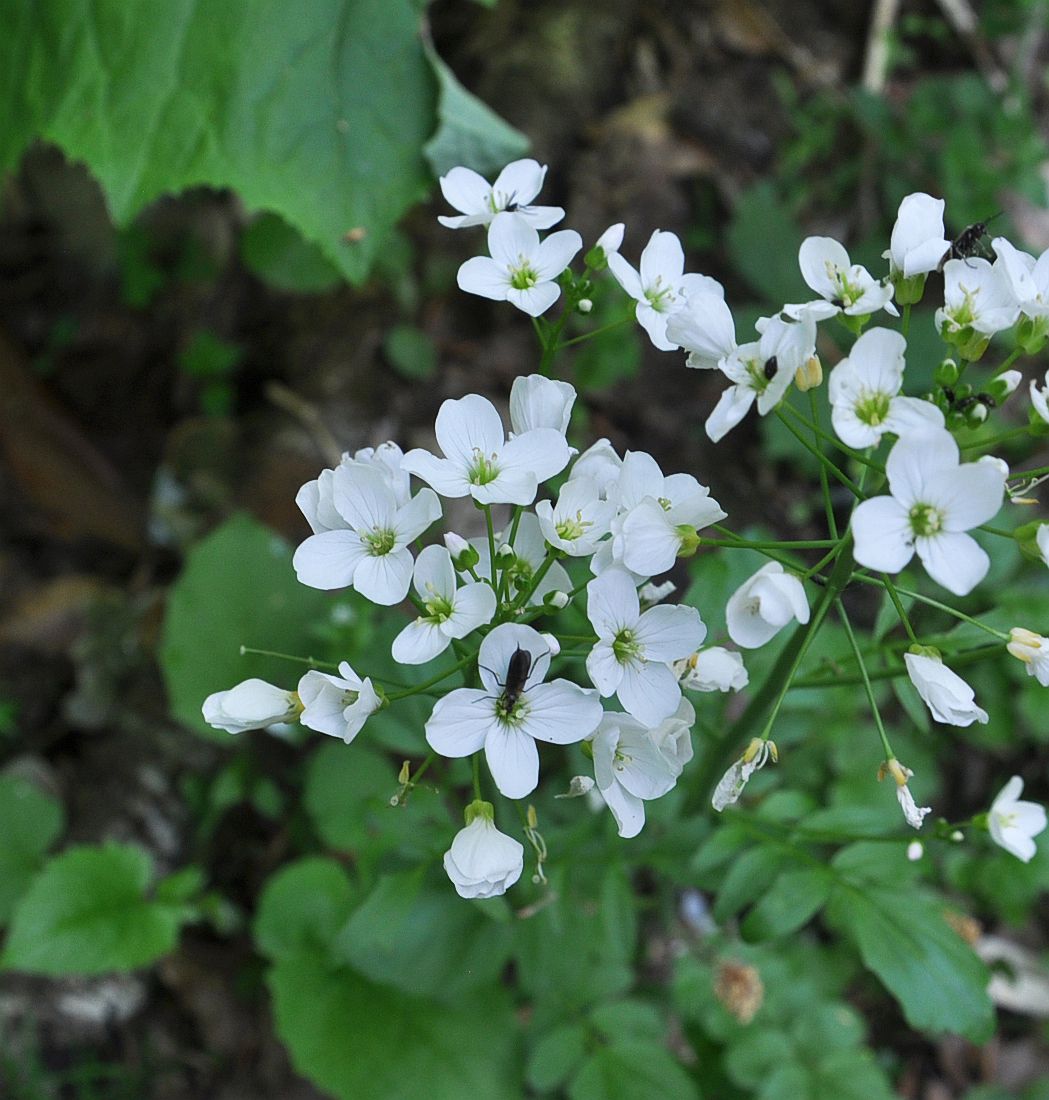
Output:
200,160,1049,894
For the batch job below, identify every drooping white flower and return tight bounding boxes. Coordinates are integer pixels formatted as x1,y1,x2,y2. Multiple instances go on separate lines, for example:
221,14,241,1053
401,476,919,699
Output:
666,291,738,371
1008,627,1049,686
851,427,1005,596
401,392,570,506
885,193,951,278
425,623,602,799
828,327,944,448
988,776,1048,863
536,477,614,557
1031,370,1049,424
437,159,564,230
903,651,988,727
883,758,931,830
992,238,1049,318
675,647,749,693
726,563,810,650
590,701,693,838
712,738,777,811
297,662,381,744
586,568,705,727
391,545,496,664
202,679,300,735
794,236,898,318
509,374,576,436
471,511,571,606
705,313,816,442
608,229,722,351
457,213,582,316
612,450,726,576
443,801,525,898
936,258,1020,338
293,464,441,604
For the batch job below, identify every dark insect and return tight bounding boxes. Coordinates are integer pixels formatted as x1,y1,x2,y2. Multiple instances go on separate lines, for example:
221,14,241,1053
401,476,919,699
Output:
503,192,530,215
500,646,533,711
937,215,1001,271
830,296,846,309
763,356,779,380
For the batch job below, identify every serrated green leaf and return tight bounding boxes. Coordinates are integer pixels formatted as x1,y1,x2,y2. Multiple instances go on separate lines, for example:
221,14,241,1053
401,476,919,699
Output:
240,212,342,294
1,0,437,284
422,46,529,178
268,953,521,1100
2,843,182,975
254,857,357,961
742,867,832,941
0,775,63,924
569,1040,700,1100
159,513,335,740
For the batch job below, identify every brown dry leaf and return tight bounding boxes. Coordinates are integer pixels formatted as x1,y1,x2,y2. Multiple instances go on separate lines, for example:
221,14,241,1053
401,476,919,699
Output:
0,574,110,654
0,330,145,551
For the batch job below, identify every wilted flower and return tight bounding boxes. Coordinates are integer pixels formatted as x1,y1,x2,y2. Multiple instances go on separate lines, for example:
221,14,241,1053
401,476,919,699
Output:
881,758,931,830
675,647,748,693
714,960,764,1024
1007,627,1049,686
712,738,777,811
202,679,300,735
726,563,809,649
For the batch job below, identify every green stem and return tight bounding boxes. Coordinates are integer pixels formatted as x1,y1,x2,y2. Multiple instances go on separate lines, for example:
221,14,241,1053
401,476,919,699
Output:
483,504,502,602
836,598,894,761
792,642,1003,689
555,313,634,349
775,408,863,496
961,425,1031,453
978,524,1015,538
385,650,476,702
902,302,911,340
472,754,483,801
238,646,338,671
781,401,885,472
880,573,918,645
849,574,1010,640
810,388,839,539
701,537,838,551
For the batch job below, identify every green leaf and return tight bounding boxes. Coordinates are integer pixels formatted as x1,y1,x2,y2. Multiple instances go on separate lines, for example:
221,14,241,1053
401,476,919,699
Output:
589,1000,665,1043
268,953,521,1100
569,1040,700,1100
742,867,832,941
383,323,438,380
726,182,806,305
1,0,437,284
527,1022,588,1092
159,513,335,740
422,46,529,178
254,857,356,961
2,843,182,975
723,1030,793,1090
713,846,789,923
826,883,993,1040
0,775,63,924
240,212,343,294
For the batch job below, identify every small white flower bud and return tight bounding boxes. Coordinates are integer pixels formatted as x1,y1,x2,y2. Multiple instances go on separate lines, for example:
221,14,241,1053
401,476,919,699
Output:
907,841,924,861
547,590,570,609
496,542,515,560
539,632,561,656
577,298,593,314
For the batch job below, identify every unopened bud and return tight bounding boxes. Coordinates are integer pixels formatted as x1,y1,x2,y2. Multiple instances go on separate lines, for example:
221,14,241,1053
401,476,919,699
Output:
546,590,570,609
989,369,1022,399
539,632,561,656
965,402,989,427
444,532,479,571
794,355,823,391
935,358,960,387
577,298,593,314
496,542,515,561
907,841,924,861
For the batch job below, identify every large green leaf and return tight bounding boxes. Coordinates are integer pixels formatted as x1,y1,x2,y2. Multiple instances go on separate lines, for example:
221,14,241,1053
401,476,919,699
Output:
1,843,183,975
159,513,336,740
569,1040,700,1100
0,775,64,924
0,0,436,284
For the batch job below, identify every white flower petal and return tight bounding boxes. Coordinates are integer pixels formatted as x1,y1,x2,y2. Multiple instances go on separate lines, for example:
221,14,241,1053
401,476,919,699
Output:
293,530,368,590
391,619,449,665
519,681,603,744
352,548,414,605
915,531,989,596
457,256,510,301
485,725,540,799
617,661,681,727
851,497,914,573
425,689,493,756
434,394,506,467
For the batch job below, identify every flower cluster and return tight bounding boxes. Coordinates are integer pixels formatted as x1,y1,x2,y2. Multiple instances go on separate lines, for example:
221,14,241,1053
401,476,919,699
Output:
200,162,1049,894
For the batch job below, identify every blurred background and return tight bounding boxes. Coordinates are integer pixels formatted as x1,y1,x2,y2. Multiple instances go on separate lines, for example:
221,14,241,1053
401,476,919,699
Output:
3,1,1049,1097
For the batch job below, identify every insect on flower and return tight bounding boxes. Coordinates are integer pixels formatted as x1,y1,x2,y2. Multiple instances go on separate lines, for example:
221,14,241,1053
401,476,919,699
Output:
479,645,535,718
937,214,1001,271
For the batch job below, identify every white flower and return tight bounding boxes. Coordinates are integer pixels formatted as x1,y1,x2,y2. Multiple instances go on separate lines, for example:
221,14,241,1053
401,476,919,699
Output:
437,159,564,230
536,477,614,557
936,258,1020,337
295,443,410,533
608,229,722,350
794,236,898,317
885,193,951,278
293,464,441,603
705,313,816,442
992,238,1049,317
401,392,570,506
443,802,525,898
509,374,576,436
639,580,676,606
595,223,625,257
1008,627,1049,686
1031,370,1049,424
675,647,748,692
1038,525,1049,567
828,327,943,448
202,679,299,734
568,438,623,497
726,563,810,650
712,738,777,811
988,776,1048,863
883,758,931,830
471,512,571,606
391,546,496,664
297,662,381,744
613,450,726,576
457,214,581,316
590,702,693,838
903,651,988,727
851,427,1005,596
665,291,737,371
586,568,705,726
425,623,602,799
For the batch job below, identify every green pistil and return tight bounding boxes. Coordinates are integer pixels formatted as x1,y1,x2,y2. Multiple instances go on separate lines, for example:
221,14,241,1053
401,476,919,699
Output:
469,449,500,486
509,260,539,291
745,358,772,394
908,502,945,537
495,696,528,723
612,628,641,664
644,277,675,312
556,510,590,541
364,529,396,556
657,496,672,512
854,390,891,426
422,586,453,624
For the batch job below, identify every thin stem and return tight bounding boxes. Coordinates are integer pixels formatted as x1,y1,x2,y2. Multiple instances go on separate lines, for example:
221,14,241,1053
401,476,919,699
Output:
849,574,1010,640
993,347,1023,377
1012,464,1049,481
792,642,1002,689
701,536,838,551
775,408,863,496
238,646,338,671
902,302,911,340
880,573,918,645
483,504,502,602
810,388,839,539
472,754,483,801
979,524,1015,538
781,401,885,472
385,650,476,702
961,425,1031,453
555,313,634,349
803,543,841,579
836,598,894,761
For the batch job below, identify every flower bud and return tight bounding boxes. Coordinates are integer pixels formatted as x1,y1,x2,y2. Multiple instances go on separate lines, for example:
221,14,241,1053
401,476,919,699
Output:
907,841,924,861
1017,315,1049,355
934,358,959,386
891,272,927,306
794,355,823,392
1008,627,1049,685
496,541,515,561
988,369,1021,400
545,590,570,609
577,298,593,314
539,632,561,656
965,401,988,427
444,532,479,571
